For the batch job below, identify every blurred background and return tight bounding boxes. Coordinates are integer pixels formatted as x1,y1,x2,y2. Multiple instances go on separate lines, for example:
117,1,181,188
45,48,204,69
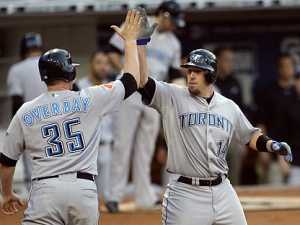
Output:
0,0,300,201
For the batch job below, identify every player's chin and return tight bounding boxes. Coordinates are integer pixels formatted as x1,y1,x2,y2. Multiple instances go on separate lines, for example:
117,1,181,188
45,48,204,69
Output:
188,87,200,96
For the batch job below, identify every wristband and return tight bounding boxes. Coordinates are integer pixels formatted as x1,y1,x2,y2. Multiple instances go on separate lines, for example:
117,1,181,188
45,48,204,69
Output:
256,135,272,152
137,38,151,45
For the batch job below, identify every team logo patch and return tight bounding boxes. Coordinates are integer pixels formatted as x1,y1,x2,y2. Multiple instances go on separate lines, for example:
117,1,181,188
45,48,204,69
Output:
103,83,114,90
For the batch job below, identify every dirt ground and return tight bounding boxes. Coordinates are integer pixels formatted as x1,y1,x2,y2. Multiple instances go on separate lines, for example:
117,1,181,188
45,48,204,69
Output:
1,186,300,225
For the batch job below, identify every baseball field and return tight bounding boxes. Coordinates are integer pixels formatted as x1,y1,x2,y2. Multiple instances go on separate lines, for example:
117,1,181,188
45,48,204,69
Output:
1,185,299,225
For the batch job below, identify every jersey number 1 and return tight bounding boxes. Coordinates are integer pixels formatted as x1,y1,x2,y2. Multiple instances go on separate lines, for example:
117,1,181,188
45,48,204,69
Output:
42,118,85,157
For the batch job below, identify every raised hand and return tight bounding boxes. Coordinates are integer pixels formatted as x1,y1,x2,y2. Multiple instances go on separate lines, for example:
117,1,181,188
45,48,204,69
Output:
110,9,143,42
137,7,158,40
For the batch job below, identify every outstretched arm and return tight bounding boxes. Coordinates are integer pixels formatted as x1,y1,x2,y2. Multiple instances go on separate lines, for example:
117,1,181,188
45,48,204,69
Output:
138,45,148,88
248,132,293,163
111,9,142,88
136,7,158,88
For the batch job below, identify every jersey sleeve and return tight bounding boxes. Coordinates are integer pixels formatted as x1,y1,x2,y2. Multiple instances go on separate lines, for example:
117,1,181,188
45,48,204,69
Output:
145,79,181,118
7,65,23,97
169,35,182,70
2,115,25,161
80,80,125,116
232,105,261,145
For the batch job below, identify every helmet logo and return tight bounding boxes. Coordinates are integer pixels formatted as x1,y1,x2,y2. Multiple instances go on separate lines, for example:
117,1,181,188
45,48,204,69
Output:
164,11,170,18
190,54,208,65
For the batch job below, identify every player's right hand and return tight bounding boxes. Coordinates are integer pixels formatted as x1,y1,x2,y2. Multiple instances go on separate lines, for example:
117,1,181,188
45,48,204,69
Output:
1,193,24,215
110,9,143,41
270,141,293,163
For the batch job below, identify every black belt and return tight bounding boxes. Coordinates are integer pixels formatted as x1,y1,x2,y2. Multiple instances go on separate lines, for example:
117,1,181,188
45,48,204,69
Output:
34,172,94,182
177,175,225,186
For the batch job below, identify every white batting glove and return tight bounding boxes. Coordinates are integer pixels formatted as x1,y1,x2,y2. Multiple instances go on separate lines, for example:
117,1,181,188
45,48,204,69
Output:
137,7,158,44
270,142,293,163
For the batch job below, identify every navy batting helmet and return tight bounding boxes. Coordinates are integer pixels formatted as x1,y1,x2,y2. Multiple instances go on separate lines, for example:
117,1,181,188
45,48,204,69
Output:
156,0,185,28
39,48,79,82
20,32,43,59
181,49,218,84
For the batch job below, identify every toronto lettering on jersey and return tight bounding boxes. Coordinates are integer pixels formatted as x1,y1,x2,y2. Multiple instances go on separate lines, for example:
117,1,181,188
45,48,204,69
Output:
22,97,90,126
179,112,233,135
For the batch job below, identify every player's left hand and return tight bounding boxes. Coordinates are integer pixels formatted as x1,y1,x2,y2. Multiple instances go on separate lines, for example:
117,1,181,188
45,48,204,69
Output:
137,7,158,40
111,9,142,41
1,193,24,215
271,142,293,163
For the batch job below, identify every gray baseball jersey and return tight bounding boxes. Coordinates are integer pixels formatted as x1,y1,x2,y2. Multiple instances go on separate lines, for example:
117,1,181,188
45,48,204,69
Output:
2,80,124,180
105,16,182,208
109,16,182,81
77,77,114,196
7,55,47,191
77,77,114,143
7,56,47,101
145,80,260,178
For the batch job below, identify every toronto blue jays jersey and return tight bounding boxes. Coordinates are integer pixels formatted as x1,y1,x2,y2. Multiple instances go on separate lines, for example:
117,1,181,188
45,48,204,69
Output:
144,80,260,177
2,80,124,180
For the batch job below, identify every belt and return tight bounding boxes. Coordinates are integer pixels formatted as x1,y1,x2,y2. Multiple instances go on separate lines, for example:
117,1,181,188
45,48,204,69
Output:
177,175,225,186
34,172,94,182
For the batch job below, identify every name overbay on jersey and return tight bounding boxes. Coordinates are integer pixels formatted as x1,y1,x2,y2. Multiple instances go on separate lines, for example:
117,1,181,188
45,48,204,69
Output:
179,112,233,135
22,97,90,126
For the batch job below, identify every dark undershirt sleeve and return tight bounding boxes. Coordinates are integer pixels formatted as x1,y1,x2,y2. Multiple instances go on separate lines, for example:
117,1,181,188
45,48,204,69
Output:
138,77,156,104
0,153,17,167
119,73,137,100
12,95,23,116
169,68,183,81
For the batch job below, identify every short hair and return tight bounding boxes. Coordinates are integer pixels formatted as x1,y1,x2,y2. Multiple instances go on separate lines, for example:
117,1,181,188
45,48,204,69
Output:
89,49,106,63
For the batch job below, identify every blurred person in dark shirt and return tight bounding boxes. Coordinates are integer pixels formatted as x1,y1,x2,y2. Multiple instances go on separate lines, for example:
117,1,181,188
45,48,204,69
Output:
276,73,300,186
253,53,296,184
213,45,245,186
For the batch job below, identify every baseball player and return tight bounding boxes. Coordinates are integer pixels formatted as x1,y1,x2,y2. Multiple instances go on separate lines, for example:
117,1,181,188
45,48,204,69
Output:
136,17,293,224
76,50,114,196
0,9,142,224
105,0,186,212
6,32,47,192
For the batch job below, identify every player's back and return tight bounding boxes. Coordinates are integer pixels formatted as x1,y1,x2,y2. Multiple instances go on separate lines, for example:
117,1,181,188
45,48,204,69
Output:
8,81,124,180
7,57,47,102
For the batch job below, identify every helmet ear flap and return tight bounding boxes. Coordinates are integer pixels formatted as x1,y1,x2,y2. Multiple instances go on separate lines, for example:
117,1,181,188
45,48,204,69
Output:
205,69,217,84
